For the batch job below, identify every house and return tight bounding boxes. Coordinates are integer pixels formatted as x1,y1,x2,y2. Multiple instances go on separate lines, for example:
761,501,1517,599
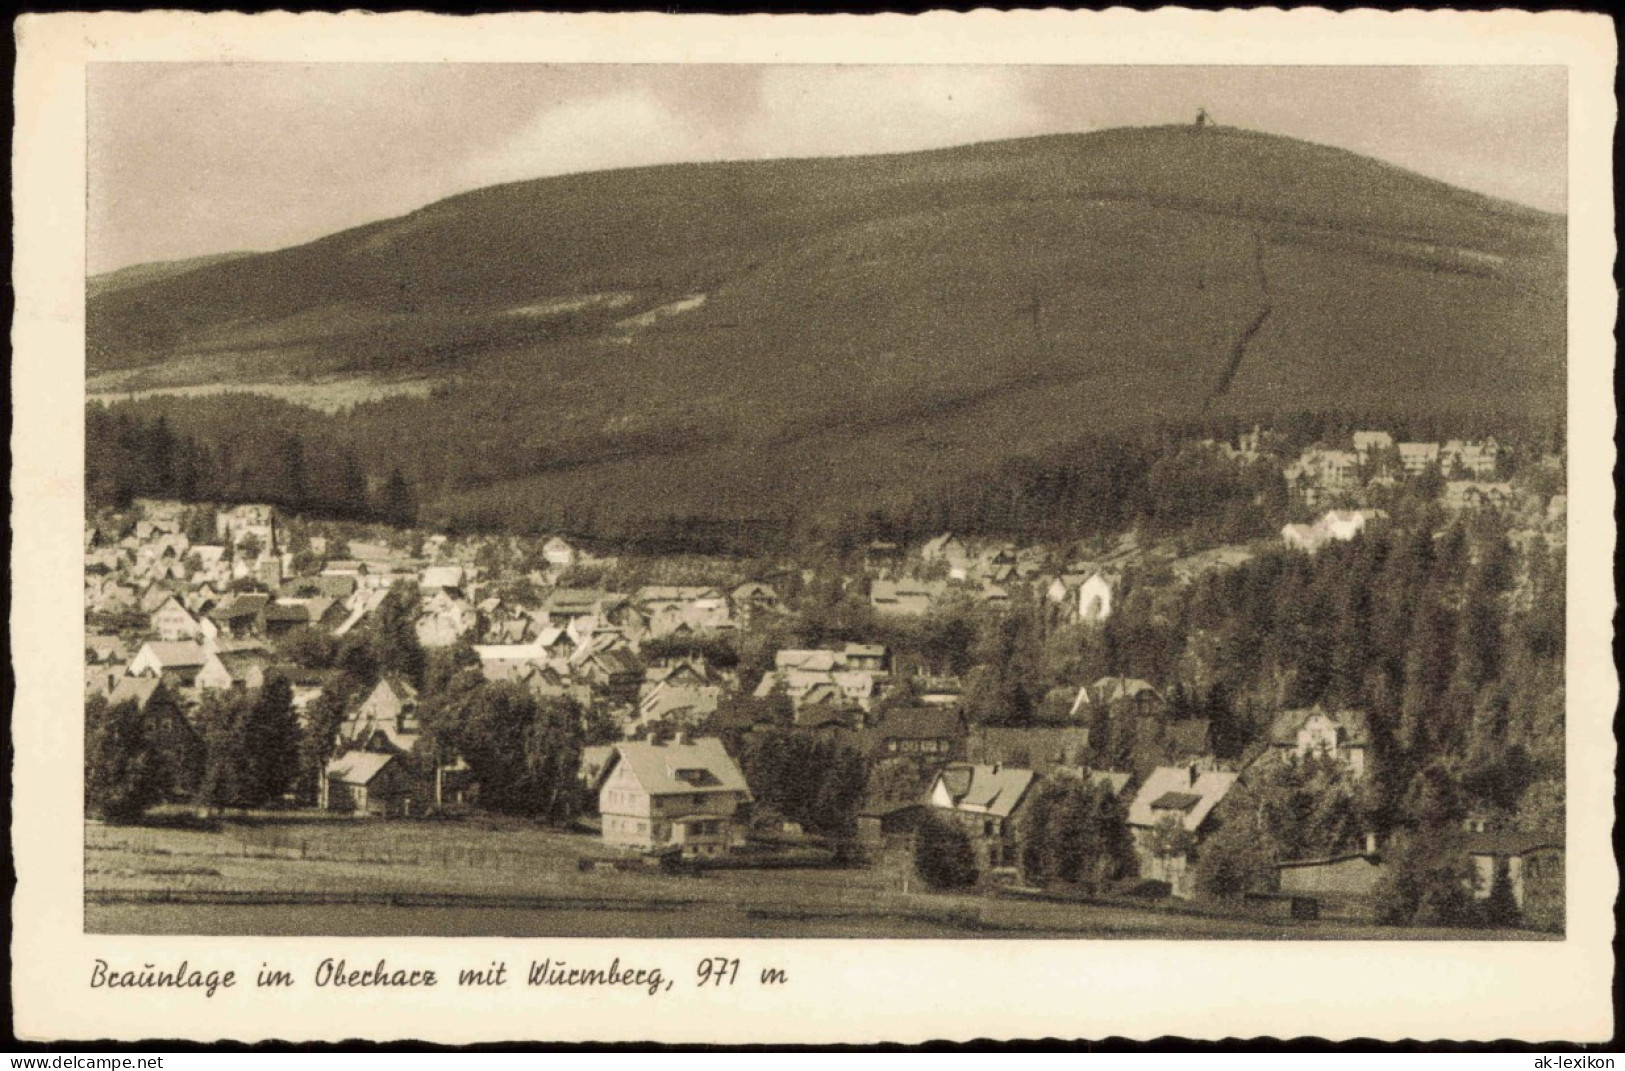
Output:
596,734,753,857
1286,447,1359,504
1442,439,1501,479
215,504,277,552
869,579,944,617
1461,831,1563,916
921,533,967,563
128,641,209,688
1070,676,1166,720
1281,522,1324,552
874,706,966,760
920,533,971,577
105,675,164,711
420,565,465,594
728,582,782,625
498,662,576,704
86,633,129,665
773,649,838,673
474,641,553,679
340,677,422,754
1352,430,1394,458
541,588,607,628
139,581,186,616
261,600,314,638
1076,571,1116,624
1132,718,1213,779
1281,509,1375,554
967,726,1092,777
542,536,577,569
929,763,1037,870
1444,480,1515,512
1126,764,1239,899
1269,707,1371,777
208,593,270,639
842,643,888,673
195,647,275,692
416,596,477,647
320,751,421,817
1397,442,1441,475
856,799,930,849
634,663,723,731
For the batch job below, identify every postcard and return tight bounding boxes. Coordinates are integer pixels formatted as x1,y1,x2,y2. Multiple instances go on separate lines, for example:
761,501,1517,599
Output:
12,9,1617,1044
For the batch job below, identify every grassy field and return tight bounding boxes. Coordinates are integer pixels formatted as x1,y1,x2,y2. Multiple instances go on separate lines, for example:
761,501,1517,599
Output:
84,817,1553,940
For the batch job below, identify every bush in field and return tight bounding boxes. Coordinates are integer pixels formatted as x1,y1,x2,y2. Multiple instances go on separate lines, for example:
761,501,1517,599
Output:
913,812,978,890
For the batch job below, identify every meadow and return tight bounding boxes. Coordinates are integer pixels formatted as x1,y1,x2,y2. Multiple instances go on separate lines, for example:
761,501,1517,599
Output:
85,817,1553,941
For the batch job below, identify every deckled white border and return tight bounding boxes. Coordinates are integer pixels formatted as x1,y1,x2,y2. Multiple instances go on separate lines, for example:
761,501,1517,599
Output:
12,10,1617,1044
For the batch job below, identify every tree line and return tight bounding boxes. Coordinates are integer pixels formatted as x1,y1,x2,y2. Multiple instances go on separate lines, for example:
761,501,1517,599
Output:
89,395,1561,558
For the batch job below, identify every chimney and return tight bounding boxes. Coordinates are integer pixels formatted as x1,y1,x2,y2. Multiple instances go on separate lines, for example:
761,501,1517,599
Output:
673,731,688,747
1365,832,1379,857
645,730,660,746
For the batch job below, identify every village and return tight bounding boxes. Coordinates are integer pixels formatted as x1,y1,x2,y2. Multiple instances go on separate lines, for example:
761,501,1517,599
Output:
83,423,1567,937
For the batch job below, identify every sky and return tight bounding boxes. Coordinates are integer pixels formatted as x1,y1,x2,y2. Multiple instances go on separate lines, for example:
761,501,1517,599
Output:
87,64,1567,275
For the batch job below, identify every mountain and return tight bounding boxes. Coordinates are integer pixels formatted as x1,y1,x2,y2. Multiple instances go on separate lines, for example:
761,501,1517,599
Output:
86,251,258,301
87,124,1565,529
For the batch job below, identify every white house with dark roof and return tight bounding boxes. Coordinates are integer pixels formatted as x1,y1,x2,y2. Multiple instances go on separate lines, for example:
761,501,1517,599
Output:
1268,707,1371,777
595,735,752,857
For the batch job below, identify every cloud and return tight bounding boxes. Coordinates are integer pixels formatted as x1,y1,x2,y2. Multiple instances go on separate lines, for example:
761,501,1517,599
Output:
457,66,1061,192
749,66,1055,158
458,89,701,187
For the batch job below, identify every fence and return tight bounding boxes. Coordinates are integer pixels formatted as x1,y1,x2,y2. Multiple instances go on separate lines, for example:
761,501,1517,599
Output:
85,887,700,912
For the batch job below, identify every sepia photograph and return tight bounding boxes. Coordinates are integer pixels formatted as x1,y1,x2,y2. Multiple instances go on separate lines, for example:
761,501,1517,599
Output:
77,59,1575,943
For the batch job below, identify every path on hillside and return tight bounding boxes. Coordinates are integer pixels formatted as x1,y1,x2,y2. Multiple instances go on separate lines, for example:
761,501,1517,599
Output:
1203,231,1274,411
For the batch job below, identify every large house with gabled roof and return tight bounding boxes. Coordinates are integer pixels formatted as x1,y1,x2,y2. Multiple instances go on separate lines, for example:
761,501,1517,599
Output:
595,734,752,857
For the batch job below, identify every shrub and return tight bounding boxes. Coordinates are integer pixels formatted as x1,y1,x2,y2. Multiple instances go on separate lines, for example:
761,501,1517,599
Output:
913,812,978,890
